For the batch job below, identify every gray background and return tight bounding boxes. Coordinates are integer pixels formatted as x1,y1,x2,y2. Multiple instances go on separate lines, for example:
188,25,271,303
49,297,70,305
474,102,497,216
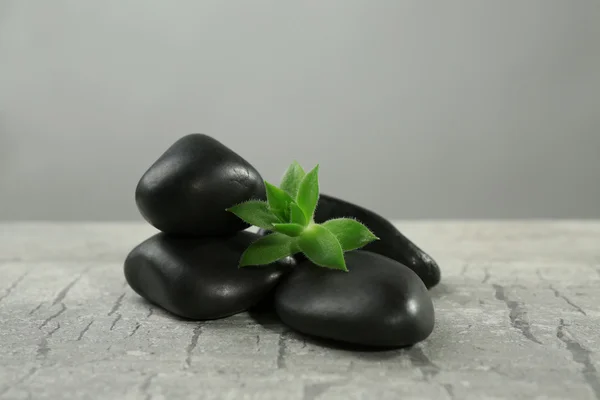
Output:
1,1,599,221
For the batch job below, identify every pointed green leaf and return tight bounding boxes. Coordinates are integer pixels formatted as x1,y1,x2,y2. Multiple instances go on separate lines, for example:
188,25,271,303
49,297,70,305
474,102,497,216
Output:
226,200,280,229
264,181,294,222
272,223,305,237
239,233,296,267
322,218,379,251
289,202,308,226
280,161,306,198
298,224,347,271
296,165,320,220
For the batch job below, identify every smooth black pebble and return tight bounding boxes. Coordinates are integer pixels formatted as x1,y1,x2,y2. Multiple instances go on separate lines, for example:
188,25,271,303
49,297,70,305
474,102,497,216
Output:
135,134,266,236
274,250,435,348
314,194,441,289
124,231,291,320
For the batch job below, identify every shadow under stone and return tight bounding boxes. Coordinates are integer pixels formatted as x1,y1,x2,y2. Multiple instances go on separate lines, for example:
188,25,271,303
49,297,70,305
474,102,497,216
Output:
247,307,285,332
247,307,413,356
301,333,413,356
130,293,432,358
128,295,193,322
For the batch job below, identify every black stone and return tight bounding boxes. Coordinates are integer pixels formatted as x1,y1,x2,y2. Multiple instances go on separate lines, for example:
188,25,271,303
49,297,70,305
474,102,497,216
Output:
274,251,435,348
135,134,266,236
124,231,292,320
314,194,441,289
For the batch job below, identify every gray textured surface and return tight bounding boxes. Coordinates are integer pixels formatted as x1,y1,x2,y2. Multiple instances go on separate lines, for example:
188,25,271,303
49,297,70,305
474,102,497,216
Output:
0,222,599,400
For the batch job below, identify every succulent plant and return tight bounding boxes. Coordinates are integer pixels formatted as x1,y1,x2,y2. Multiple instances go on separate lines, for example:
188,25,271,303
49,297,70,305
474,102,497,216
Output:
226,162,379,271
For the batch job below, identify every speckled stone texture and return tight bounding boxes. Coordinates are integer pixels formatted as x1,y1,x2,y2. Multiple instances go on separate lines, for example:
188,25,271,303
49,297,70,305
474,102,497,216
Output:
0,222,599,400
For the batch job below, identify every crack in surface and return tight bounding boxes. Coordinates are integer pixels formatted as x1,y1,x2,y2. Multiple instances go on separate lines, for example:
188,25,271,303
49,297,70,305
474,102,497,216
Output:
39,302,66,329
37,322,61,358
140,372,157,400
557,319,600,400
0,271,28,303
29,302,44,315
128,323,141,337
550,285,587,316
52,275,83,306
492,284,542,345
407,345,440,378
481,268,491,284
489,365,512,378
109,314,122,331
443,384,456,400
537,270,587,316
37,273,84,328
0,367,38,397
535,269,545,281
146,306,154,319
108,292,126,316
277,331,288,369
77,320,94,341
184,323,202,369
407,345,454,398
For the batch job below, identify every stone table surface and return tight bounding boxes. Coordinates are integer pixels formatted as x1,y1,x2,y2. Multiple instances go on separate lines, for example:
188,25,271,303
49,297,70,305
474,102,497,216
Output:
0,222,599,400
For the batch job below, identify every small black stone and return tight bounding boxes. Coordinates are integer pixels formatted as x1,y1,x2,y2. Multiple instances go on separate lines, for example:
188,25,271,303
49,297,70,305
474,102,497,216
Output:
274,251,435,348
314,194,441,289
124,231,292,320
135,134,266,236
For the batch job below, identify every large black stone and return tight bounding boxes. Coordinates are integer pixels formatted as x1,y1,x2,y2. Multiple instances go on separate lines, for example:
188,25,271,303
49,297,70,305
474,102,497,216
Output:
124,231,291,320
314,194,441,289
274,251,435,348
135,134,266,236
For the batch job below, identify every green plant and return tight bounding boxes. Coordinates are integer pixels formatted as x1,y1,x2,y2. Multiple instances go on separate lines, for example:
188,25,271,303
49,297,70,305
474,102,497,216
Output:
226,162,379,271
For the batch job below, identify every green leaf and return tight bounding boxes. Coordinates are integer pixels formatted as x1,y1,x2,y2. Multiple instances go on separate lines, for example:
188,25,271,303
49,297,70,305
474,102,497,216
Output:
272,223,305,237
289,202,308,226
296,165,320,220
280,161,306,198
239,233,296,267
264,181,295,222
322,218,379,251
298,224,347,271
226,200,280,229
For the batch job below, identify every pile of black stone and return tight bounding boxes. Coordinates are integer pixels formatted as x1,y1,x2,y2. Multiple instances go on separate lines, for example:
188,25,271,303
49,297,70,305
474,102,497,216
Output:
125,134,441,348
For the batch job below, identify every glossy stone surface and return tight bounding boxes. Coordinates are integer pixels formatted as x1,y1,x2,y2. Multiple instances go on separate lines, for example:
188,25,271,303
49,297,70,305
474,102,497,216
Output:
135,134,266,236
314,194,441,288
124,231,291,320
274,250,435,347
